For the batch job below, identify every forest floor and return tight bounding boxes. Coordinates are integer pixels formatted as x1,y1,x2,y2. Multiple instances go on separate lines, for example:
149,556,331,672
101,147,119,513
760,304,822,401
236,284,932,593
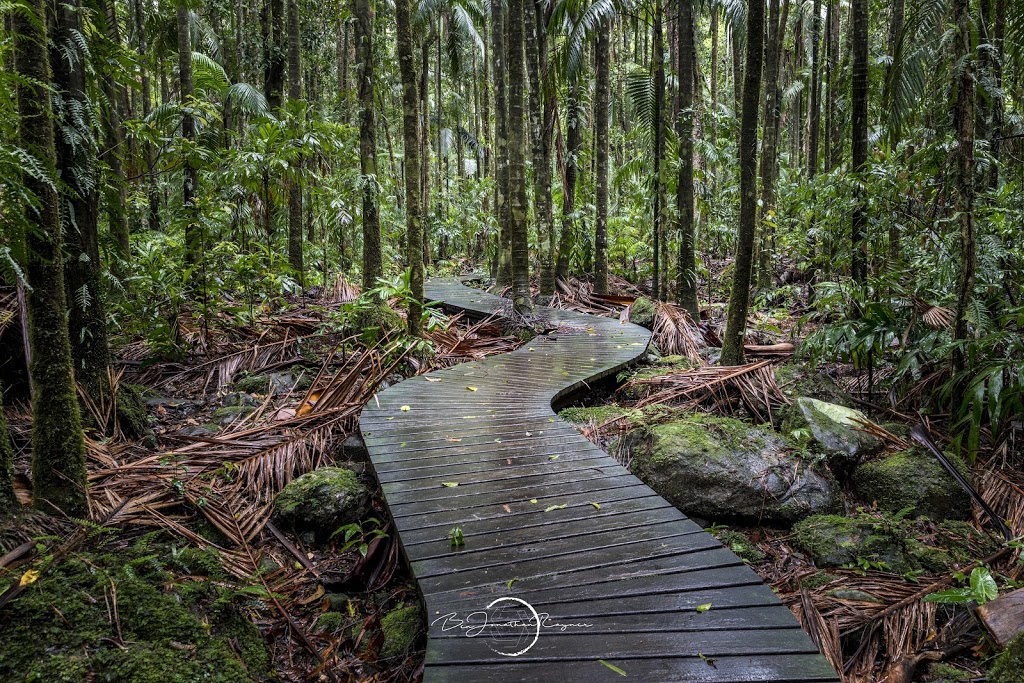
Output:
0,284,527,683
1,274,1022,683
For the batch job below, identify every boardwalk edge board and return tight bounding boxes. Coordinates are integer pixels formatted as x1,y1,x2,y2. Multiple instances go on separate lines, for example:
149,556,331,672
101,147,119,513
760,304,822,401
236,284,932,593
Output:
358,277,840,682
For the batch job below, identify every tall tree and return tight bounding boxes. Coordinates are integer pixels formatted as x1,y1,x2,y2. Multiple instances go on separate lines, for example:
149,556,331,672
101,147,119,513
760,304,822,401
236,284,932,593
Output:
850,0,868,283
652,0,665,300
527,0,555,298
134,0,160,231
98,0,130,261
492,0,511,285
824,0,840,171
721,0,766,366
676,0,698,317
395,0,423,334
287,0,304,278
0,384,15,513
807,0,822,175
177,1,200,268
507,0,530,308
51,0,112,402
14,0,88,516
593,19,610,295
951,0,976,367
555,74,581,282
356,0,381,291
265,0,286,110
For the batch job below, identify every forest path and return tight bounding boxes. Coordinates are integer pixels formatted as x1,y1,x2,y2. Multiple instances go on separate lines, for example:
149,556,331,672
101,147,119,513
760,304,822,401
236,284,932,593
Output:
359,278,838,682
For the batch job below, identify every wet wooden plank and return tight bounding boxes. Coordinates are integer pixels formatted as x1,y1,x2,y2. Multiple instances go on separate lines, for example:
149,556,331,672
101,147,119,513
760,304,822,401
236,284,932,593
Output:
358,277,838,682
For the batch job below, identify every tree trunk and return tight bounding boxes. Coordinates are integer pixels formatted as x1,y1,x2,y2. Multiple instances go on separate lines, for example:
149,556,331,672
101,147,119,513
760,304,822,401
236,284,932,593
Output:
593,21,611,295
989,0,1004,189
526,0,554,298
287,0,304,279
507,0,531,308
952,0,975,368
555,75,581,282
51,0,111,403
825,0,840,171
882,0,905,148
652,0,665,300
395,0,422,335
177,1,200,269
14,0,88,516
99,0,130,261
356,0,380,291
710,7,718,119
731,25,743,118
266,0,285,110
492,0,511,286
135,0,160,232
676,0,698,317
721,0,765,366
850,0,869,283
0,385,15,513
808,0,823,175
756,0,789,287
419,40,431,265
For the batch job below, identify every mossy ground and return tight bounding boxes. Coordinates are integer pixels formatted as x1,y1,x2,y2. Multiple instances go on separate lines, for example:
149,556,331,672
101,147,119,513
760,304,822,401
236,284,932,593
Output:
379,604,424,659
0,534,270,683
990,634,1024,683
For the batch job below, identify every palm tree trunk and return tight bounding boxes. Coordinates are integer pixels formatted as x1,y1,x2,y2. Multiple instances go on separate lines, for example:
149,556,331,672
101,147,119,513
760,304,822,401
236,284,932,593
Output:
266,0,285,109
507,0,530,308
527,0,554,298
395,0,422,335
756,0,789,288
14,0,88,516
135,0,160,232
356,0,380,291
177,1,200,269
555,76,580,282
676,0,698,317
51,0,111,402
825,0,840,171
850,0,869,284
593,20,611,295
492,0,511,286
287,0,304,280
721,0,765,366
652,0,665,300
99,0,130,261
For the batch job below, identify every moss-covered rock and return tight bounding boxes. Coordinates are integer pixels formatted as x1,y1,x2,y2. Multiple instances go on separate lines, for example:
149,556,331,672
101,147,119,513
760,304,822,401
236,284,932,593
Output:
926,663,973,683
558,405,632,426
990,634,1024,683
379,604,423,659
354,305,405,345
274,467,369,539
628,297,657,329
211,405,255,426
792,513,914,572
0,542,270,682
853,449,970,522
790,397,883,468
624,414,841,525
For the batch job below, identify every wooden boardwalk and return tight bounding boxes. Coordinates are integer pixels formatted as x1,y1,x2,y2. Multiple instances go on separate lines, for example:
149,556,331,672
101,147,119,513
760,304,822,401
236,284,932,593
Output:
360,278,839,682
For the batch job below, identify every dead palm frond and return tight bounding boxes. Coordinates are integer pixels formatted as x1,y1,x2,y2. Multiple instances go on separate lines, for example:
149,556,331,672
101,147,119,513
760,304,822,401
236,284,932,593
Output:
651,301,703,361
622,360,790,423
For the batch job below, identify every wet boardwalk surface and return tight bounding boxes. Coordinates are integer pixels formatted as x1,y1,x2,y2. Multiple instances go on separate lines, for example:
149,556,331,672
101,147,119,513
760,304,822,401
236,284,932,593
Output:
359,278,839,682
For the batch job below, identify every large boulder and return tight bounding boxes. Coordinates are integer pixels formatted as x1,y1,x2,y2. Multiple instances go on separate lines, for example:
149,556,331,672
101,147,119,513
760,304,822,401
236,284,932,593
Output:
791,397,882,468
624,414,841,525
854,448,970,521
275,467,369,539
628,297,657,329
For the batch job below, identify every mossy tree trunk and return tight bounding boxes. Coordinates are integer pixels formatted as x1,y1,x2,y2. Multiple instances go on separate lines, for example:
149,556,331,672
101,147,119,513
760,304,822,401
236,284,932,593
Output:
720,0,765,366
14,0,89,517
356,0,381,292
593,20,610,295
50,0,112,404
951,0,975,370
177,1,200,270
395,0,422,336
98,0,130,263
676,0,698,318
506,0,531,310
850,0,869,284
0,384,16,513
491,0,511,287
756,0,789,289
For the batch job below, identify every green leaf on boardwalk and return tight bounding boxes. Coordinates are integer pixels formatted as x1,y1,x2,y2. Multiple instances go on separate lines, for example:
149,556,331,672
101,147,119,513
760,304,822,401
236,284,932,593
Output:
441,482,459,488
544,504,567,512
507,578,518,589
598,660,627,676
588,501,601,510
696,603,712,613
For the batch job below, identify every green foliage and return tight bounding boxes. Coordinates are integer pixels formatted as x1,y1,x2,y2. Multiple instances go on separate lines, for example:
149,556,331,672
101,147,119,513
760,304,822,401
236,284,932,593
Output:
923,566,1000,605
331,517,388,557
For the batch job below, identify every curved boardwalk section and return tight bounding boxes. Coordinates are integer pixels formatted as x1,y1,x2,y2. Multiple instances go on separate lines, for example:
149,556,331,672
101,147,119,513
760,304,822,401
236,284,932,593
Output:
360,278,838,682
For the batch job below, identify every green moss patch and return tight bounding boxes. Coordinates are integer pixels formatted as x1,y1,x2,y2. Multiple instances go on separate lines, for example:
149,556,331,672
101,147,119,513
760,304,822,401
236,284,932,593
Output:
853,448,971,521
379,604,424,659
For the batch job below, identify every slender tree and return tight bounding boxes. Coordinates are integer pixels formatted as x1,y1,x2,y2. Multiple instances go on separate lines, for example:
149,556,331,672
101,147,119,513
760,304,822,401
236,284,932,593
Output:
676,0,698,317
395,0,423,334
721,0,765,366
492,0,511,285
507,0,531,308
952,0,976,367
0,384,15,513
652,0,665,300
527,0,555,298
850,0,868,283
177,1,200,269
98,0,130,261
593,19,611,295
355,0,381,291
14,0,88,516
555,74,581,282
287,0,304,278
